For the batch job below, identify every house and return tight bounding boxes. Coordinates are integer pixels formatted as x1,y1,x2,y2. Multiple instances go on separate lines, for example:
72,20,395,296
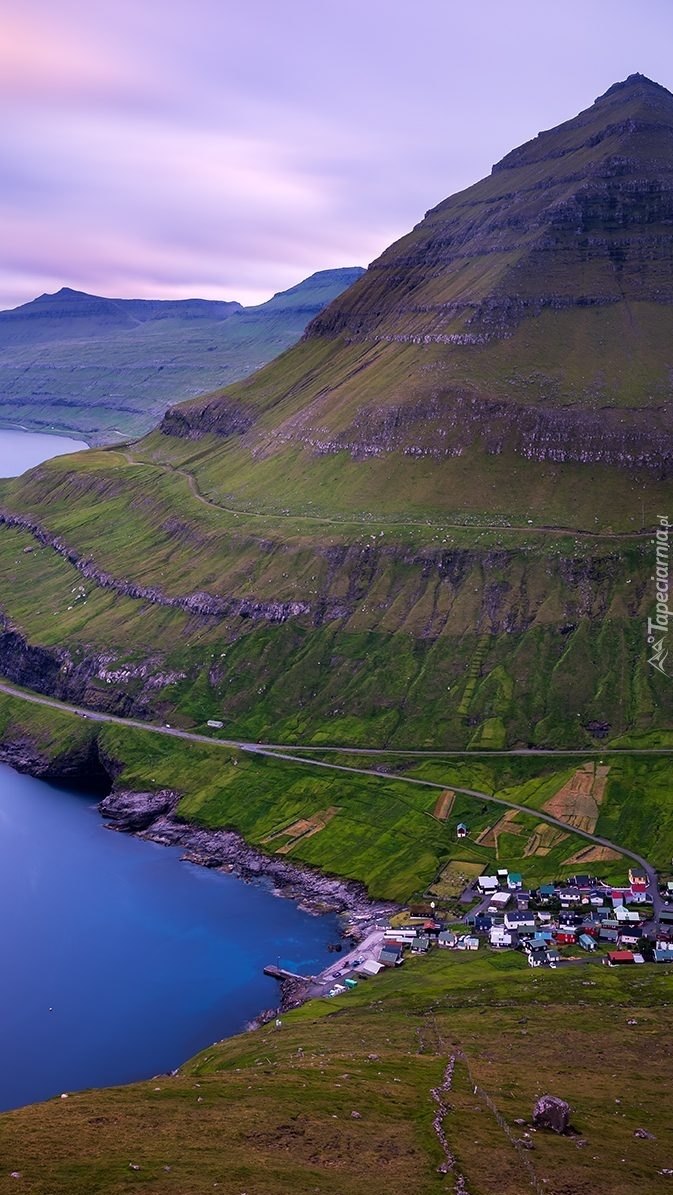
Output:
524,939,548,956
627,889,649,905
614,906,641,924
579,920,599,938
437,930,457,948
555,931,577,945
619,927,644,947
456,822,468,838
599,927,619,944
355,959,384,976
379,945,404,967
384,928,417,942
411,934,430,954
570,874,593,890
656,939,673,952
477,875,499,895
422,920,442,937
487,891,511,912
660,908,673,925
537,883,556,901
497,868,509,884
474,913,493,933
507,872,523,891
457,936,479,951
629,867,648,886
504,911,535,932
654,949,673,963
489,926,513,948
578,933,596,951
605,950,635,965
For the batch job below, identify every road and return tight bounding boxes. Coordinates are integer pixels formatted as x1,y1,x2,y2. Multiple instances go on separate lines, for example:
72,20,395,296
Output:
0,677,667,915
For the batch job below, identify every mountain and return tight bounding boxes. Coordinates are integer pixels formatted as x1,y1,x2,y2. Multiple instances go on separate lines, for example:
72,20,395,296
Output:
0,268,364,444
168,74,673,471
0,76,670,753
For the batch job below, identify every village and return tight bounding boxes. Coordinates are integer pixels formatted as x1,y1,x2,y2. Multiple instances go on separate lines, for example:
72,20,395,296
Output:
312,864,673,998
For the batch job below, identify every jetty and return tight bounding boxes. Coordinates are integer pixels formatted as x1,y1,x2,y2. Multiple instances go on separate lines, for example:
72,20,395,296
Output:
263,964,312,982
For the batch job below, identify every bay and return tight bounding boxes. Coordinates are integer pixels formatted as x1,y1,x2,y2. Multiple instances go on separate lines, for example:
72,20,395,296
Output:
0,427,340,1111
0,765,340,1113
0,427,88,478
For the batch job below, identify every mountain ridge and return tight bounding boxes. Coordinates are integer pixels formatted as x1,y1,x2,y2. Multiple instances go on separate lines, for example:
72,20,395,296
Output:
0,268,364,443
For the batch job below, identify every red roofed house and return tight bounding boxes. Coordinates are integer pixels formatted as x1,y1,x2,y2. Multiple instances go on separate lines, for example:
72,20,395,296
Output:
606,950,635,965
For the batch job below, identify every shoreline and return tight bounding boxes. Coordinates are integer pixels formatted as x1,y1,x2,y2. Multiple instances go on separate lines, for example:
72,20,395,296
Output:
99,786,397,1018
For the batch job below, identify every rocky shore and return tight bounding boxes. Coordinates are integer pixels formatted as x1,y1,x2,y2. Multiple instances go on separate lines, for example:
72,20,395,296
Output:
99,786,397,920
99,787,398,1021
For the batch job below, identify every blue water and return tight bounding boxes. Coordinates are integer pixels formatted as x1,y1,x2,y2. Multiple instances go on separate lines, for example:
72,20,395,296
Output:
0,764,340,1111
0,428,88,478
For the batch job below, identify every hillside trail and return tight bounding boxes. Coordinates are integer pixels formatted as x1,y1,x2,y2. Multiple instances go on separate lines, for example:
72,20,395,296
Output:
118,449,647,540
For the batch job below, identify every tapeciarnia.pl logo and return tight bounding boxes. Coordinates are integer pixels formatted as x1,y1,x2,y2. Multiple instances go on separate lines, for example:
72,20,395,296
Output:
647,514,671,676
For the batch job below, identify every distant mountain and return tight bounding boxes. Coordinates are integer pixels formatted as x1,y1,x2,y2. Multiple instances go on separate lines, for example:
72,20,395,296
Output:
0,268,364,444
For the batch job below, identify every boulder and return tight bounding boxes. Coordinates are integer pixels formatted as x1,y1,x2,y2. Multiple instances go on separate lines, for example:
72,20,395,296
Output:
532,1095,571,1134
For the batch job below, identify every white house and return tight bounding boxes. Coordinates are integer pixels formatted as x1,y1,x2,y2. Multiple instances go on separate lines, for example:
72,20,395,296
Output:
489,926,513,948
477,875,499,894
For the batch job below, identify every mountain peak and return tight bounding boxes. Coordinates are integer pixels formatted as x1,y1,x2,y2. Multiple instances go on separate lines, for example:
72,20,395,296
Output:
597,72,673,102
491,72,673,175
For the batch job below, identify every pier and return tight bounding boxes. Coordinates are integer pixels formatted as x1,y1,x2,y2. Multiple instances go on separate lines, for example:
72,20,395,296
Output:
263,964,312,982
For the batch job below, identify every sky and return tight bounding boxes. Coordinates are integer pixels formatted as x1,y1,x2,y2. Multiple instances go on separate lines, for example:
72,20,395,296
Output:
3,0,673,311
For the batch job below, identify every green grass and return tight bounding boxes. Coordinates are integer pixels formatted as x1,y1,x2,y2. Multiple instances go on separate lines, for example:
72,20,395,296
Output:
3,690,672,904
2,948,673,1194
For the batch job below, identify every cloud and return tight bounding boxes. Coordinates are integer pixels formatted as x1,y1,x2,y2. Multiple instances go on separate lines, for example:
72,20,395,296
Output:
2,0,673,309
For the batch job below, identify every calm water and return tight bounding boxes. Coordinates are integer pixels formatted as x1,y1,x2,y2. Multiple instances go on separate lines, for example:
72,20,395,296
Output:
0,427,88,478
0,763,339,1112
0,428,339,1110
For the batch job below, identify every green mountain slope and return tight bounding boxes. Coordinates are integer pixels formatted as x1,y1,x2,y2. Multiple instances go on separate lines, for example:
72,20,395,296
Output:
0,76,670,750
0,269,364,444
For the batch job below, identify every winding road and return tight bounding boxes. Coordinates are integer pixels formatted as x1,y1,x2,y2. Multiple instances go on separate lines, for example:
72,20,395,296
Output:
0,676,668,917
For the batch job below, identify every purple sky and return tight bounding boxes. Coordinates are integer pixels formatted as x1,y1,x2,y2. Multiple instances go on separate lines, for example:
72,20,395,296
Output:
3,0,673,310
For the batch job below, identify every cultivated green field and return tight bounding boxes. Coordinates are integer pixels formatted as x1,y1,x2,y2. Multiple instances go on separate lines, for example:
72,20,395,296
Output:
2,691,672,904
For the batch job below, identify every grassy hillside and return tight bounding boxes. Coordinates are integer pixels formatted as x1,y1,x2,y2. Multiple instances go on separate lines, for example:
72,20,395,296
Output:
0,79,671,754
3,690,673,904
2,948,673,1194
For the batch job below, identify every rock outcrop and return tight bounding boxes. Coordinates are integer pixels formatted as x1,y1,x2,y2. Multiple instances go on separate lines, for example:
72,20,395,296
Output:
532,1095,572,1134
99,787,397,918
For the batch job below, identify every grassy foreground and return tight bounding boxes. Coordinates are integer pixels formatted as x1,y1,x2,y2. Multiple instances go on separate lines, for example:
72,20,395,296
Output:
1,950,673,1194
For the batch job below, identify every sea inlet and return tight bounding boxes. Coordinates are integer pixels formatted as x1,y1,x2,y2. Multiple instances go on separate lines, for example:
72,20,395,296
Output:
0,428,341,1111
0,763,341,1111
